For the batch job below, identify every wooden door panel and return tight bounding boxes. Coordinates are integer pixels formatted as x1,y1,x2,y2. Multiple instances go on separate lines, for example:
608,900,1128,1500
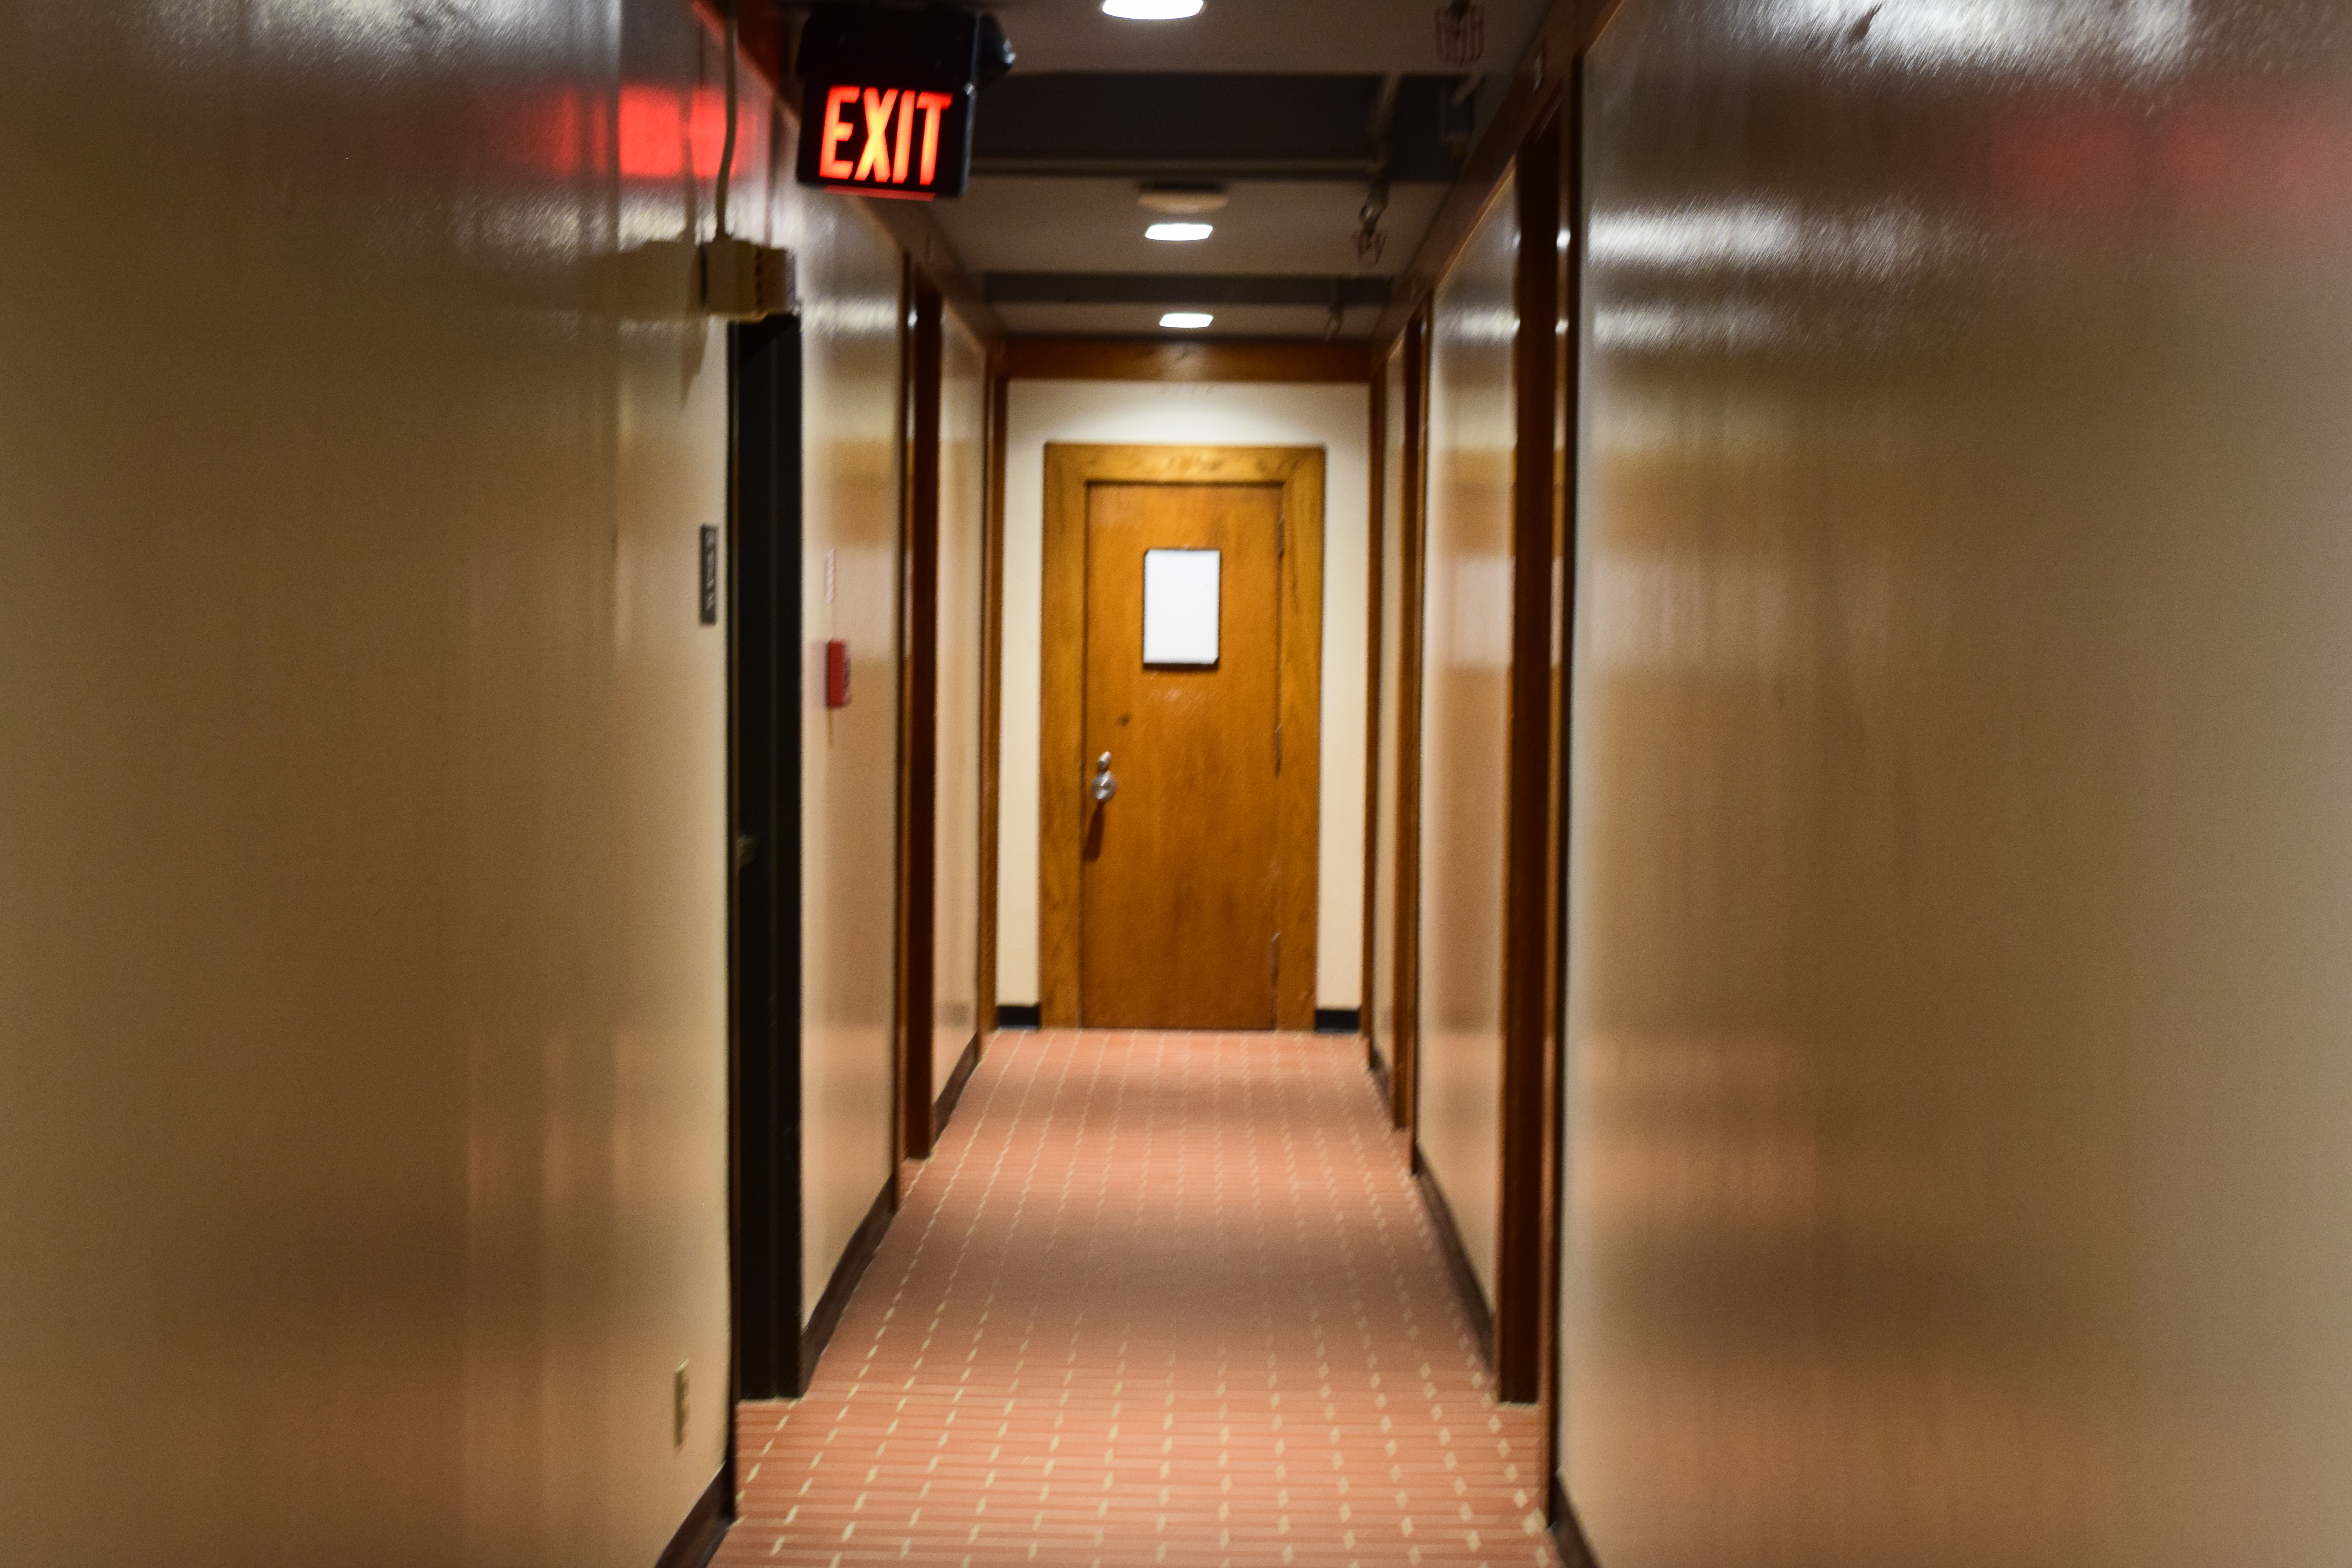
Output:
1080,483,1283,1029
1039,444,1323,1032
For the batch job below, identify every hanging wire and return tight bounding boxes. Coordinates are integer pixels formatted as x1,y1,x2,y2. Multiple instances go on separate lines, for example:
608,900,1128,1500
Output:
713,0,740,239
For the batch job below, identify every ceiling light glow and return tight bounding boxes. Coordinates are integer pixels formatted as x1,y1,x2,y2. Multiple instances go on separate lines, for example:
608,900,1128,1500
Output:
1104,0,1204,16
1146,222,1214,242
1160,312,1214,329
1140,184,1229,215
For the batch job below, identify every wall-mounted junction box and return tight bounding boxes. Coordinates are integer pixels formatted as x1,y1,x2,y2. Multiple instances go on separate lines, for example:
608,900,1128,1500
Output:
699,238,793,320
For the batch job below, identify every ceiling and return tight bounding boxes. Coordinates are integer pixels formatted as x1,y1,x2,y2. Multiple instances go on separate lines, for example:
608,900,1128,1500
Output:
918,0,1552,341
980,0,1550,74
936,179,1449,275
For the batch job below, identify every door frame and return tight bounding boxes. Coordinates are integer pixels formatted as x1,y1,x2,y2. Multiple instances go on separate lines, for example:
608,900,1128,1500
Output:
896,267,945,1161
1495,102,1568,1408
1387,313,1432,1138
1038,443,1326,1031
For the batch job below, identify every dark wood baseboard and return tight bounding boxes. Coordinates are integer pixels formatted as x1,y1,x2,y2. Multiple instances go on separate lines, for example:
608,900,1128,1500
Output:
1314,1006,1361,1034
934,1033,982,1135
995,1002,1041,1029
799,1177,895,1389
1412,1145,1495,1366
1550,1475,1602,1568
653,1467,730,1568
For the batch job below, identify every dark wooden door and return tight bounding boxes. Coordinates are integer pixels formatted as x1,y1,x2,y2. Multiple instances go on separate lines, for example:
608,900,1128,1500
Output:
730,314,805,1396
1079,481,1283,1029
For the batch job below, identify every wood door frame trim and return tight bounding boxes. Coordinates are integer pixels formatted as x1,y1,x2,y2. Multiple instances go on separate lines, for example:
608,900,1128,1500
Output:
977,369,1009,1037
1390,313,1432,1137
1039,443,1327,1031
897,269,944,1162
1494,107,1568,1406
1358,366,1388,1062
1006,338,1372,385
1538,72,1584,1495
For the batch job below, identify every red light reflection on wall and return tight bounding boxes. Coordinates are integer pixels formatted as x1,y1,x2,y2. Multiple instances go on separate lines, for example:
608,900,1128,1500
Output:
2158,101,2349,225
1989,107,2141,221
1989,96,2352,233
619,86,736,181
492,86,760,184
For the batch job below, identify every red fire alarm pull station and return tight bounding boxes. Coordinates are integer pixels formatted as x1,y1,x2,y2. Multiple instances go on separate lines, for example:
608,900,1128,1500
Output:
825,639,852,708
794,4,1014,201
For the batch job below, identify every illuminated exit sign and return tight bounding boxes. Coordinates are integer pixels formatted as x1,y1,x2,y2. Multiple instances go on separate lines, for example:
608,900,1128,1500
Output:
794,5,1011,201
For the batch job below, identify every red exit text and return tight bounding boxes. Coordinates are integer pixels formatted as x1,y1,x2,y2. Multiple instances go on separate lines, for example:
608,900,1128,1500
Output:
816,86,958,193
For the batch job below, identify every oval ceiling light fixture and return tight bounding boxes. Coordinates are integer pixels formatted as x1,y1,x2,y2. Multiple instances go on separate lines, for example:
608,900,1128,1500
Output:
1160,312,1214,329
1140,182,1228,216
1104,0,1204,17
1146,221,1214,241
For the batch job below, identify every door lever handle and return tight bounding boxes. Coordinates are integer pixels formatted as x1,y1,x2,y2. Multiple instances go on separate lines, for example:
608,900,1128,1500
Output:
1091,751,1118,804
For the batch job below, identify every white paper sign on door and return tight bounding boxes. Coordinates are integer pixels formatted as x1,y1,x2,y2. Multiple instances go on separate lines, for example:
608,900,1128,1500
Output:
1142,548,1221,666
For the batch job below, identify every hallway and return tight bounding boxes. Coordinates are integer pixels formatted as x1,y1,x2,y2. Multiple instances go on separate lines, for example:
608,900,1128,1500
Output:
724,1032,1552,1567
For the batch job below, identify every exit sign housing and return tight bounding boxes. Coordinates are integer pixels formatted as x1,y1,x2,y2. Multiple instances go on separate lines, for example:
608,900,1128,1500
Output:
795,5,998,201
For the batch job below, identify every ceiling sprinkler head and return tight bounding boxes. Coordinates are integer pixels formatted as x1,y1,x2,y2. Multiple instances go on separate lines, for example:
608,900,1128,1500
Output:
1139,183,1229,216
1436,0,1484,66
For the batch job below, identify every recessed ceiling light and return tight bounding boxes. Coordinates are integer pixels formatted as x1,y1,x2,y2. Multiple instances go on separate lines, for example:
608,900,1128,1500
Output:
1146,222,1214,242
1104,0,1204,17
1160,312,1214,329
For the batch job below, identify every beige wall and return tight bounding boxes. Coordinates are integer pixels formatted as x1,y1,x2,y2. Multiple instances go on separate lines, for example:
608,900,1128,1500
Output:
1563,3,2352,1565
784,176,904,1318
0,5,903,1564
934,315,989,1101
997,379,1372,1012
1419,183,1518,1305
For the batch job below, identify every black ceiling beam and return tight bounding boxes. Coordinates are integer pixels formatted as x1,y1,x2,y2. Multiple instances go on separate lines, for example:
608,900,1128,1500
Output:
972,156,1383,181
984,273,1393,308
974,73,1473,183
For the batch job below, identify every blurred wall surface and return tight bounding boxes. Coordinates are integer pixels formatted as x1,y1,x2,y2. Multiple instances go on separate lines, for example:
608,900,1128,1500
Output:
784,140,904,1324
1420,182,1519,1305
0,4,904,1564
1562,2,2352,1565
935,315,990,1102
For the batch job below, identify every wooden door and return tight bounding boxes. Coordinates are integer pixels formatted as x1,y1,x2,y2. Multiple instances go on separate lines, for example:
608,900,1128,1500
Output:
1040,443,1324,1032
728,313,806,1396
1080,482,1283,1029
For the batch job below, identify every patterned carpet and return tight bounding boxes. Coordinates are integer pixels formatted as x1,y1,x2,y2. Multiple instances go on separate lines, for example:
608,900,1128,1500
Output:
719,1030,1555,1568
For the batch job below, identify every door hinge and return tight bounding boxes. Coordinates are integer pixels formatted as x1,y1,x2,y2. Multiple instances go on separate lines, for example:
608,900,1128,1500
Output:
1274,723,1282,772
1277,517,1286,558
